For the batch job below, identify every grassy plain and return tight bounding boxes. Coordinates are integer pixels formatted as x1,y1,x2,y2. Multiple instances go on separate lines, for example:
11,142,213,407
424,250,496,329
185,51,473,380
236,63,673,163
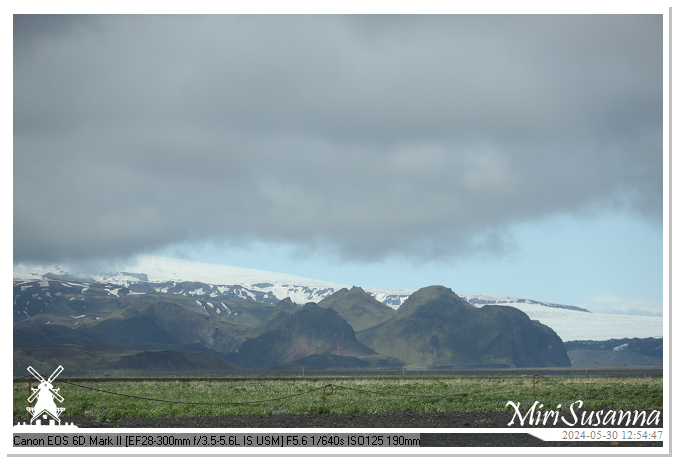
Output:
13,375,662,423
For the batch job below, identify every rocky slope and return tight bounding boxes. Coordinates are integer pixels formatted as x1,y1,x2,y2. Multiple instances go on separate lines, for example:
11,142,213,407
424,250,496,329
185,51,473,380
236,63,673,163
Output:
233,303,376,368
356,286,571,369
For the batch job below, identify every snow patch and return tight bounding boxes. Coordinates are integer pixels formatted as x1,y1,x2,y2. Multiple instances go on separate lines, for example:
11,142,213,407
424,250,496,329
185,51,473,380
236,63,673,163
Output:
196,300,209,316
13,256,663,343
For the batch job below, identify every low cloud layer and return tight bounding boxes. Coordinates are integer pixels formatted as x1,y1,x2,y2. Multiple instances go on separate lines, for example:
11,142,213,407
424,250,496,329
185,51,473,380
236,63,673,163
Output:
13,15,663,265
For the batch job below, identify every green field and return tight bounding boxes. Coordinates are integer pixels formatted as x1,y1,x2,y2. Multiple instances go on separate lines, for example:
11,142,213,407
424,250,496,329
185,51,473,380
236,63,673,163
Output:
13,375,663,423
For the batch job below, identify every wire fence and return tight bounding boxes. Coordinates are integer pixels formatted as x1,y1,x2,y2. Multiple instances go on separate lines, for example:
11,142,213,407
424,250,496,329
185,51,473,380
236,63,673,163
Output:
13,374,662,409
54,379,330,405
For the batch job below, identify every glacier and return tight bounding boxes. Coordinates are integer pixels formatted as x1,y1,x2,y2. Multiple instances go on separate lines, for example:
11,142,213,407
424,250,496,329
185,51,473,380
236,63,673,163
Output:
13,255,663,343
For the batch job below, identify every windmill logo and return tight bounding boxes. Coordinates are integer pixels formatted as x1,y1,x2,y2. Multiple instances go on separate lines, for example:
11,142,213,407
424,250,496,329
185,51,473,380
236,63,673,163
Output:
25,365,66,425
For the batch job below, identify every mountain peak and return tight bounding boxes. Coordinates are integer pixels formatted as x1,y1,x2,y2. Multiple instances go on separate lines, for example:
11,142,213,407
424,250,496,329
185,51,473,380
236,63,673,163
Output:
13,257,663,342
413,285,458,298
318,286,395,332
357,286,572,369
396,285,467,318
236,302,376,367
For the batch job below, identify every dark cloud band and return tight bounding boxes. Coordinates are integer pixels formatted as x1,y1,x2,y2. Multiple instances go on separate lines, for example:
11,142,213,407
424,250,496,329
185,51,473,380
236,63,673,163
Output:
13,14,663,265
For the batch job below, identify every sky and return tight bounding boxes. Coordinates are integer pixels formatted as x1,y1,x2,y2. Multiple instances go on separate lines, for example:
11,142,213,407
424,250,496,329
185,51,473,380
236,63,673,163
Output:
12,12,667,316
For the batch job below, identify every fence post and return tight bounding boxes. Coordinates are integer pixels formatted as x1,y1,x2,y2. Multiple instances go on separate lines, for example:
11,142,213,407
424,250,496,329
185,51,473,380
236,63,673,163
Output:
322,384,334,428
533,374,540,402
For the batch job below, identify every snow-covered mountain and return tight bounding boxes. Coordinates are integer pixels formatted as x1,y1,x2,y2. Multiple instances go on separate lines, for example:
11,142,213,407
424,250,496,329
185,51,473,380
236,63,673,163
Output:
13,255,346,306
13,255,663,342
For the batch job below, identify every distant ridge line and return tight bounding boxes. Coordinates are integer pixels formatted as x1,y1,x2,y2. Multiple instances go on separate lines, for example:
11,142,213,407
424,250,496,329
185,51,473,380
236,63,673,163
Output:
464,296,591,313
14,255,587,312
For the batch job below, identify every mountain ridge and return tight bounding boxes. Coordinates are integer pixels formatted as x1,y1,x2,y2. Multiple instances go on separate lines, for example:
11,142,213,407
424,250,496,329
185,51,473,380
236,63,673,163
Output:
13,255,663,342
12,255,591,311
234,303,377,368
356,286,571,368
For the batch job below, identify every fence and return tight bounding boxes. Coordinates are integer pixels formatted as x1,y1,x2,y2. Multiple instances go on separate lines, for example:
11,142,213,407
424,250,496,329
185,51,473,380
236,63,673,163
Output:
13,373,663,428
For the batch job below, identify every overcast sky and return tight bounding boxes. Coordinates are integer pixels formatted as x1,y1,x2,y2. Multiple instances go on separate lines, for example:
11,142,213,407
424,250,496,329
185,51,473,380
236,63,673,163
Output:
13,14,665,315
